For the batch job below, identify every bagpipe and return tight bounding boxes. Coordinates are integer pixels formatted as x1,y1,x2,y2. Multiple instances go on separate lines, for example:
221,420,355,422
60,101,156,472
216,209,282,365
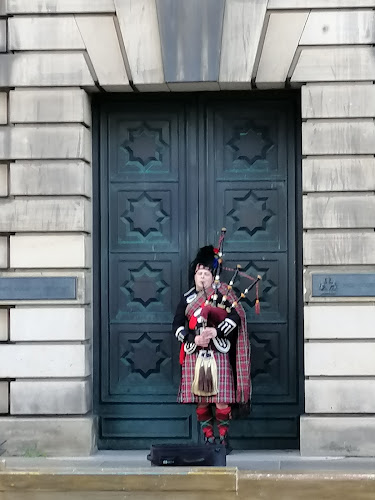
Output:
197,227,261,327
191,228,261,397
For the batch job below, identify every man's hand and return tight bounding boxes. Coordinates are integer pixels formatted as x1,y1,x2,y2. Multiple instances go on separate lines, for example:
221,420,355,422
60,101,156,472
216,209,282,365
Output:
194,334,210,347
201,327,217,340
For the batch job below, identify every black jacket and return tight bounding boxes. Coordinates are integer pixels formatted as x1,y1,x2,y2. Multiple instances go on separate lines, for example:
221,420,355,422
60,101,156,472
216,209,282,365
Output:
172,287,240,354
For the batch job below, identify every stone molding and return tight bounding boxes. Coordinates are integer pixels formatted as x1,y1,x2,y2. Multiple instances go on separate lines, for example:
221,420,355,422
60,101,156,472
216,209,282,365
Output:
3,3,375,90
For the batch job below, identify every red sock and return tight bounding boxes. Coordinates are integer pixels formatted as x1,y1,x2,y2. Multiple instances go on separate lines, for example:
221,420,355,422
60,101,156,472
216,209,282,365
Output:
196,405,214,439
216,406,231,437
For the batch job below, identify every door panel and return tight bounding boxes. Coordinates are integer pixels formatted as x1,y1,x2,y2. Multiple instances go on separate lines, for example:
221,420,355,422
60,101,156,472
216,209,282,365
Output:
96,94,301,449
109,324,180,397
109,253,179,324
108,110,180,182
218,182,287,252
211,106,287,181
109,184,180,252
225,254,288,323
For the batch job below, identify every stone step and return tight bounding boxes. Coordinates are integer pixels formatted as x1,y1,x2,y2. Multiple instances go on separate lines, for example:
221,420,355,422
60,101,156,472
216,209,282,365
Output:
0,468,236,500
1,465,375,500
238,471,375,500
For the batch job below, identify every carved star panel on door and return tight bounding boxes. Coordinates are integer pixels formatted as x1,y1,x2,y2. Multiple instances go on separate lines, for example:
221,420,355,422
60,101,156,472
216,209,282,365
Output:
122,123,167,169
208,106,288,181
108,108,182,182
109,184,178,252
108,325,179,397
109,255,179,324
226,121,274,167
223,254,287,323
250,325,288,399
217,182,287,252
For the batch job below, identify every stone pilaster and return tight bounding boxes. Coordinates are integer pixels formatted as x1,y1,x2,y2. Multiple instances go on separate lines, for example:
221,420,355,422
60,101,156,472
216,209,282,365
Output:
0,7,95,454
301,82,375,456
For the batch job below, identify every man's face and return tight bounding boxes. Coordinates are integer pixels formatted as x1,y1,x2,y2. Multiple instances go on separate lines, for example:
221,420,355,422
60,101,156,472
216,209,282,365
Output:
194,265,213,291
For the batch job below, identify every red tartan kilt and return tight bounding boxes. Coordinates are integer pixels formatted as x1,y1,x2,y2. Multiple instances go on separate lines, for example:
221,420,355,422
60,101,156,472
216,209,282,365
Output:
178,350,235,404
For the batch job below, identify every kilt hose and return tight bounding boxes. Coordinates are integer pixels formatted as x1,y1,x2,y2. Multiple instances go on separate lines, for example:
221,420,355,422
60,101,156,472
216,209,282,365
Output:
178,349,235,404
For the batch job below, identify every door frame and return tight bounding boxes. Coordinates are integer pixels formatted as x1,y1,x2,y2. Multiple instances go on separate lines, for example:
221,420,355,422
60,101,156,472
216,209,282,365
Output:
92,90,304,449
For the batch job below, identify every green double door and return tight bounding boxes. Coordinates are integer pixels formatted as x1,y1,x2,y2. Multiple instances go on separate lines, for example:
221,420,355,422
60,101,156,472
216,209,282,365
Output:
95,93,302,449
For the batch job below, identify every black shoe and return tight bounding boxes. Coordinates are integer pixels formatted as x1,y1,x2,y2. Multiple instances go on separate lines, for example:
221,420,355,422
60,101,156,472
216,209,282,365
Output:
204,436,216,445
219,435,233,455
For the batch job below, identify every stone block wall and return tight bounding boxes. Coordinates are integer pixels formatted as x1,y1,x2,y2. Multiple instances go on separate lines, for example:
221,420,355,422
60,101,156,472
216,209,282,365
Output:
0,2,96,456
0,0,374,455
297,16,375,452
301,82,375,456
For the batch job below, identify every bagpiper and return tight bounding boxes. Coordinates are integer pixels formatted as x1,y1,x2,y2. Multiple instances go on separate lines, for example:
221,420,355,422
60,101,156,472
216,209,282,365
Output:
172,229,260,452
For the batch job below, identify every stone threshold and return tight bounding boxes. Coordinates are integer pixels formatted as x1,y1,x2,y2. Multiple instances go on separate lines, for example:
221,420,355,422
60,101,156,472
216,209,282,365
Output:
1,459,375,500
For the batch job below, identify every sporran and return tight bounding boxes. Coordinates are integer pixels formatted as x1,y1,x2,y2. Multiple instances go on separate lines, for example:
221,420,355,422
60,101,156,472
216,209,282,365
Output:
191,349,218,396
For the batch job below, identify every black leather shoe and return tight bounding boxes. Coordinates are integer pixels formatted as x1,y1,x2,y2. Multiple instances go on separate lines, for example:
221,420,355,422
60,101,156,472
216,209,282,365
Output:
219,435,233,455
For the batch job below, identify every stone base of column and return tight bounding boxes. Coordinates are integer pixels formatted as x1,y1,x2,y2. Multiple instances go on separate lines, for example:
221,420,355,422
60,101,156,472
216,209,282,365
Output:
0,416,96,456
301,415,375,457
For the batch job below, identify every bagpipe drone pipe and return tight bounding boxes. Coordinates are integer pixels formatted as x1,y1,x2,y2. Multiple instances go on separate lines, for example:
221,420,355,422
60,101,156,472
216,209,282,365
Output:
197,227,261,330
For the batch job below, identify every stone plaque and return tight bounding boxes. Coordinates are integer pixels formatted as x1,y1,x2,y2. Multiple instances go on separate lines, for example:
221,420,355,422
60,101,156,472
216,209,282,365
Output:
312,274,375,297
0,277,76,300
